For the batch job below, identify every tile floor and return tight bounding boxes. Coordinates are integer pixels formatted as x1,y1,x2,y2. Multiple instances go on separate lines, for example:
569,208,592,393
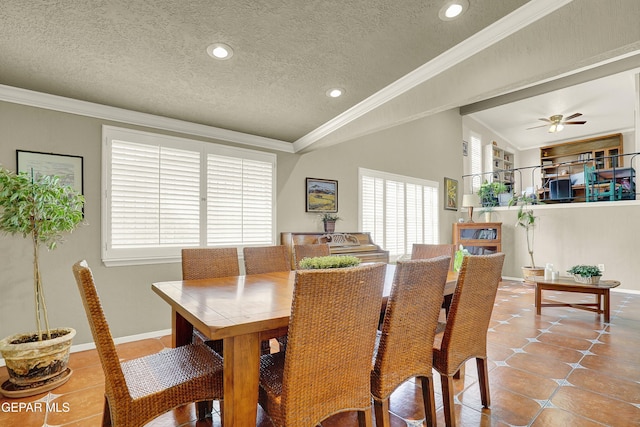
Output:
1,281,639,426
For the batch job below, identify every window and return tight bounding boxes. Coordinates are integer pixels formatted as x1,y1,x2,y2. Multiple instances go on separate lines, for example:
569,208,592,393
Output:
359,168,439,259
102,126,276,266
470,133,482,191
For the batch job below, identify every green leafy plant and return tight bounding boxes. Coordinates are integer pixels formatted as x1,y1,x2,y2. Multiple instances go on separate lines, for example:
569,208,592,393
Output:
0,167,85,340
567,265,602,277
319,212,341,223
298,255,361,269
453,245,470,272
508,194,539,268
477,181,508,207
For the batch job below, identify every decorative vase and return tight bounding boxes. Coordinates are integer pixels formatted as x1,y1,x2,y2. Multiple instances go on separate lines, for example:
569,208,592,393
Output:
324,220,336,233
573,275,601,284
521,266,545,283
0,327,75,395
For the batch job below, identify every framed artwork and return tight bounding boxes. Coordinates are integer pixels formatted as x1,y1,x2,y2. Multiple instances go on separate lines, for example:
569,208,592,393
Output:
444,177,458,211
462,140,468,156
305,177,338,212
16,150,84,195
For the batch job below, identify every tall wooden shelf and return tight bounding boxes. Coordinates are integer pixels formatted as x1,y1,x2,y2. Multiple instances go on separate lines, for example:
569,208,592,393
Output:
452,222,501,255
484,144,515,190
539,133,623,184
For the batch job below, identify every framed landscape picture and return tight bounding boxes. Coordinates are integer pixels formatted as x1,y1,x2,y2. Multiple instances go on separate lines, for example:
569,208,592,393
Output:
306,178,338,212
16,150,84,195
444,177,458,211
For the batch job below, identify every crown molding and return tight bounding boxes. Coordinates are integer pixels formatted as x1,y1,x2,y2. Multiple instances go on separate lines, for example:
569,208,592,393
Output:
0,84,295,153
292,0,574,153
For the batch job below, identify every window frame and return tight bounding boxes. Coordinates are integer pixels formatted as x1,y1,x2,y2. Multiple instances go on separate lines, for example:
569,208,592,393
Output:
358,167,440,260
101,125,277,266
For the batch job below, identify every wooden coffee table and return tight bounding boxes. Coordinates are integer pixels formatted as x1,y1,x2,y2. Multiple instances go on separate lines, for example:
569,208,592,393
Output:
533,277,620,322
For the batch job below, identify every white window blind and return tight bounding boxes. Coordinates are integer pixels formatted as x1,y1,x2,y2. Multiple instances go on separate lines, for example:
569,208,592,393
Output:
471,134,482,191
102,126,276,266
359,168,439,259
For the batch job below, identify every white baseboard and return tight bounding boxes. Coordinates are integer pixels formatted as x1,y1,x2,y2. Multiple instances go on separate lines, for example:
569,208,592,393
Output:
0,329,172,368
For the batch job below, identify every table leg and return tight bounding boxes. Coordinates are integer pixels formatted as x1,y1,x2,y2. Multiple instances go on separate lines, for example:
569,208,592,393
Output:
223,333,261,426
172,309,193,348
604,290,610,323
535,285,542,315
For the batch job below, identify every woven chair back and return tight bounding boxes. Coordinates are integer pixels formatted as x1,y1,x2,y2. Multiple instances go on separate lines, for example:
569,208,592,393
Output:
243,245,291,275
72,260,129,404
371,256,450,399
293,243,331,269
281,263,386,426
181,247,239,280
410,243,456,271
437,253,505,373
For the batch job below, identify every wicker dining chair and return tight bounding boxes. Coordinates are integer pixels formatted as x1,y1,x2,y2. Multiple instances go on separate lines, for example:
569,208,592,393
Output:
243,245,291,275
259,263,387,427
293,243,331,269
181,247,240,356
181,247,240,280
72,260,224,427
243,245,292,352
371,256,450,427
411,243,456,271
432,253,505,427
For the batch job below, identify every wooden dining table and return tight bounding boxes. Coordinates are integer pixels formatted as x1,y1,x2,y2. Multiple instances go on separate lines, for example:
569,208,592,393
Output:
152,263,458,426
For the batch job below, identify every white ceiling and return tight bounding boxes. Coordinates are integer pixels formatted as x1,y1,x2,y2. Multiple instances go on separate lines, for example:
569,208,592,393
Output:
0,0,532,145
468,70,638,151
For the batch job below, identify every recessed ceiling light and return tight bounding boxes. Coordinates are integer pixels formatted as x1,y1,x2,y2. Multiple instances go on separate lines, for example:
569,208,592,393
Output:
326,88,345,98
438,0,469,21
207,43,234,60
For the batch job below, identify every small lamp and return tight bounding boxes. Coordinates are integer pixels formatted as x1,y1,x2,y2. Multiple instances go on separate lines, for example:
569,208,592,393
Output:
461,194,479,223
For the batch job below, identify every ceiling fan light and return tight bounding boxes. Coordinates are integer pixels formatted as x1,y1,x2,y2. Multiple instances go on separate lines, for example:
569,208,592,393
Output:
556,124,564,132
548,124,557,133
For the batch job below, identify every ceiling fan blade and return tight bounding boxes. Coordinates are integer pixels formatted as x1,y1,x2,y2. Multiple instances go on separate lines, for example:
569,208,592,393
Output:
538,118,552,123
526,124,548,130
563,121,587,125
564,113,582,120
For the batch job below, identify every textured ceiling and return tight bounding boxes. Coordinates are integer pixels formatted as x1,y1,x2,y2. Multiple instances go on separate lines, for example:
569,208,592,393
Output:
0,0,530,143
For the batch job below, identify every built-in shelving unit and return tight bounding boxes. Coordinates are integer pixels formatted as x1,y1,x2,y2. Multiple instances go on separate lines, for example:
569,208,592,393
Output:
484,143,515,190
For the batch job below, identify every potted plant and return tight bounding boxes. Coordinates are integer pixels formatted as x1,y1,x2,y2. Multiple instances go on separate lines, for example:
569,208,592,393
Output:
0,166,84,395
298,255,361,269
508,194,544,282
567,265,602,284
319,212,340,233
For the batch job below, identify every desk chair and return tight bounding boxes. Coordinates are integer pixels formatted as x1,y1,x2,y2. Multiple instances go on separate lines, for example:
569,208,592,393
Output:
549,179,572,201
371,257,450,427
73,261,224,426
258,263,386,427
584,165,622,202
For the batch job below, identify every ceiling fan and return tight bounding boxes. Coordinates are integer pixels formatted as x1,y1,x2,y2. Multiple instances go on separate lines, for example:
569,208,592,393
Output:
526,113,587,133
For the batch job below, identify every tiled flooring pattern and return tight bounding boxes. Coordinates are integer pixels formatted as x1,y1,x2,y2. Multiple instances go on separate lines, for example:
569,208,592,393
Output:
1,281,639,426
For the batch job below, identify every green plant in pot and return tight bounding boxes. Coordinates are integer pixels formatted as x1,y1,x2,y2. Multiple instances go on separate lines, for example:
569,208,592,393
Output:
567,265,602,284
508,194,544,282
0,166,84,395
298,255,361,269
319,212,340,233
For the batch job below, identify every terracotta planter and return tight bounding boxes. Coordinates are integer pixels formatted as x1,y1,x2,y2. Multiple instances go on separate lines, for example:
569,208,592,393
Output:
521,266,545,283
0,327,75,388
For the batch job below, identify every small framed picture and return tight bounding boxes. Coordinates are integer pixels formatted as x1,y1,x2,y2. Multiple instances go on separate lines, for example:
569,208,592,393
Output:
462,141,468,156
305,178,338,212
444,177,458,211
16,150,84,195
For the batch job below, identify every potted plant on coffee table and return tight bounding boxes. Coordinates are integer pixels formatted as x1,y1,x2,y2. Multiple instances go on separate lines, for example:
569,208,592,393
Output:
567,265,602,284
0,166,84,397
509,194,545,282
